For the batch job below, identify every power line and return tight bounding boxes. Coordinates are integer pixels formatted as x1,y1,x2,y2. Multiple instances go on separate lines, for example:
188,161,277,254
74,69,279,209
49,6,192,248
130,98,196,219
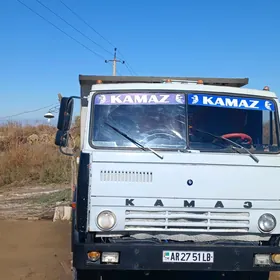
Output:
15,0,107,61
34,0,113,56
117,50,137,75
60,0,115,49
59,0,137,76
16,0,136,75
0,103,59,120
124,61,137,76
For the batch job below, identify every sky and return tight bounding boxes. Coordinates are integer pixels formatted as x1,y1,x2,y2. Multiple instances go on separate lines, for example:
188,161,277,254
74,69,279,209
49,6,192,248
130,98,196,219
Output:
0,0,280,123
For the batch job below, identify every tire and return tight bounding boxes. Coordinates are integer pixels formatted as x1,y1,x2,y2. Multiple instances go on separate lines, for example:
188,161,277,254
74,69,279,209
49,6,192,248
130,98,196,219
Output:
216,271,269,280
73,268,101,280
242,271,269,280
154,271,269,280
72,270,269,280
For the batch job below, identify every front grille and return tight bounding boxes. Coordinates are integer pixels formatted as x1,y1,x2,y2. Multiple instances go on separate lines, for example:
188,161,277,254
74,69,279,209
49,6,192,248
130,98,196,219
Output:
100,170,153,183
125,210,250,232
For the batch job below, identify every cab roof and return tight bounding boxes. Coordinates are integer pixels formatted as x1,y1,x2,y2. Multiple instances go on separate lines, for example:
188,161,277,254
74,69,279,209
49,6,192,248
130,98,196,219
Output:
79,75,277,107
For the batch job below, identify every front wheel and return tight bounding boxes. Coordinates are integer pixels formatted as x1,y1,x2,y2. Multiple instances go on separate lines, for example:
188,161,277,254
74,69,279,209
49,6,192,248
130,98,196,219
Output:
72,269,270,280
73,268,101,280
170,271,270,280
220,271,269,280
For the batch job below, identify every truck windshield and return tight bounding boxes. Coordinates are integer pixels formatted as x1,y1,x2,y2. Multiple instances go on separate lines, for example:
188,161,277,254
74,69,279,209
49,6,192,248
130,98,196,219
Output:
92,92,187,149
91,92,280,153
188,93,279,153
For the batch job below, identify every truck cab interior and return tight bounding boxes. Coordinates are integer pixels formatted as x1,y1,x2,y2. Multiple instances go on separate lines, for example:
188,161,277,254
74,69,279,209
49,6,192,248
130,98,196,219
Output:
189,105,280,153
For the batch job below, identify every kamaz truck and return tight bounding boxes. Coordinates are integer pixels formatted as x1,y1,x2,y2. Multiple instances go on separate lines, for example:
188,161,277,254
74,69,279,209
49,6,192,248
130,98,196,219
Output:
55,75,280,280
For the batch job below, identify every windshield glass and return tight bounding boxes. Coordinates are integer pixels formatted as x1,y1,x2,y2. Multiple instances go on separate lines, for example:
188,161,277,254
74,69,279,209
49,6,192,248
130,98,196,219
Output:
92,92,187,149
91,91,280,153
188,93,280,153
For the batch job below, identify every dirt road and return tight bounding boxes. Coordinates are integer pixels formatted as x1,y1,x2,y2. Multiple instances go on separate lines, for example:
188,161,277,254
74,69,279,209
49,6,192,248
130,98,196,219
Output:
1,220,280,280
0,220,71,280
0,184,70,220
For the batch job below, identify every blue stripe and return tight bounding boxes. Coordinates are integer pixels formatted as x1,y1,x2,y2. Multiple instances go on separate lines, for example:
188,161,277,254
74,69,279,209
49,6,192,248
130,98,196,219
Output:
188,94,275,111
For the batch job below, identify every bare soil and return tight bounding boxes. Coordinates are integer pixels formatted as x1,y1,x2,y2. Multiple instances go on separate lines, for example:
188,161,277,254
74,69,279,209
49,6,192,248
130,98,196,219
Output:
0,185,280,280
0,220,71,280
0,219,280,280
272,272,280,280
0,184,70,220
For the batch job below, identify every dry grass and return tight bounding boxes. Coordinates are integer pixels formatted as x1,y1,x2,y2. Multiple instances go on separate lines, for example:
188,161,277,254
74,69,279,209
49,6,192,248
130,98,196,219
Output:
0,120,80,188
0,116,273,188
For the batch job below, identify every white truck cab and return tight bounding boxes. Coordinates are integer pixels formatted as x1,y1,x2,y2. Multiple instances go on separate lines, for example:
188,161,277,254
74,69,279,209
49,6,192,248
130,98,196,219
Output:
55,75,280,280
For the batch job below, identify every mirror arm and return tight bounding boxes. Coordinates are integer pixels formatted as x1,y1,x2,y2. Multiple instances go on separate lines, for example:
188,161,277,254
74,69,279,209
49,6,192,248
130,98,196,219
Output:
59,131,76,156
59,145,75,156
68,96,81,101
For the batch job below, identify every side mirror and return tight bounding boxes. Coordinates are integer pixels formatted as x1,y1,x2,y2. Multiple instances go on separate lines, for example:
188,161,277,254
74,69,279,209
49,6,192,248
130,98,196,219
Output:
55,95,80,156
57,97,74,132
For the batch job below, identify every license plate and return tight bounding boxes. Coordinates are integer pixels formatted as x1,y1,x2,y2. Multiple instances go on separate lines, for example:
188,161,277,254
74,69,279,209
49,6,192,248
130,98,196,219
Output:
162,251,214,263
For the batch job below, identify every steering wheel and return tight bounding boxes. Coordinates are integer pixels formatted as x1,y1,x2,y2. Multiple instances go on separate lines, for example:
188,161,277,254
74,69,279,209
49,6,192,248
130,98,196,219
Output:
221,133,253,145
139,128,186,145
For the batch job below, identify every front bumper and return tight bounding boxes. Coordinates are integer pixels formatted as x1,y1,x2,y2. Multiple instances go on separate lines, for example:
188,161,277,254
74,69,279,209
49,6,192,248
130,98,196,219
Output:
73,242,280,272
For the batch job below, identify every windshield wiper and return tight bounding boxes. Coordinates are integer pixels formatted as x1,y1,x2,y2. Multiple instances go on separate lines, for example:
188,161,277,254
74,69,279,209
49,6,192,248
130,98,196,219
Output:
193,128,259,163
104,122,163,160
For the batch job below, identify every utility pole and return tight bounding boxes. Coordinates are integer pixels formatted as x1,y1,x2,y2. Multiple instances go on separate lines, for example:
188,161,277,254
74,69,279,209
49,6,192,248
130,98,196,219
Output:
105,48,125,76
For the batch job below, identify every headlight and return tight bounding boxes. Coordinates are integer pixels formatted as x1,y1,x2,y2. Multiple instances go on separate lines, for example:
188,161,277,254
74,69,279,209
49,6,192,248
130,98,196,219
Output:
258,213,276,232
97,210,116,230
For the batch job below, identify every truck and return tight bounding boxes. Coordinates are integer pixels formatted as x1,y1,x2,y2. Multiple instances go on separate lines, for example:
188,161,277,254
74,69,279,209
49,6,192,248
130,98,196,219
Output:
55,75,280,280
